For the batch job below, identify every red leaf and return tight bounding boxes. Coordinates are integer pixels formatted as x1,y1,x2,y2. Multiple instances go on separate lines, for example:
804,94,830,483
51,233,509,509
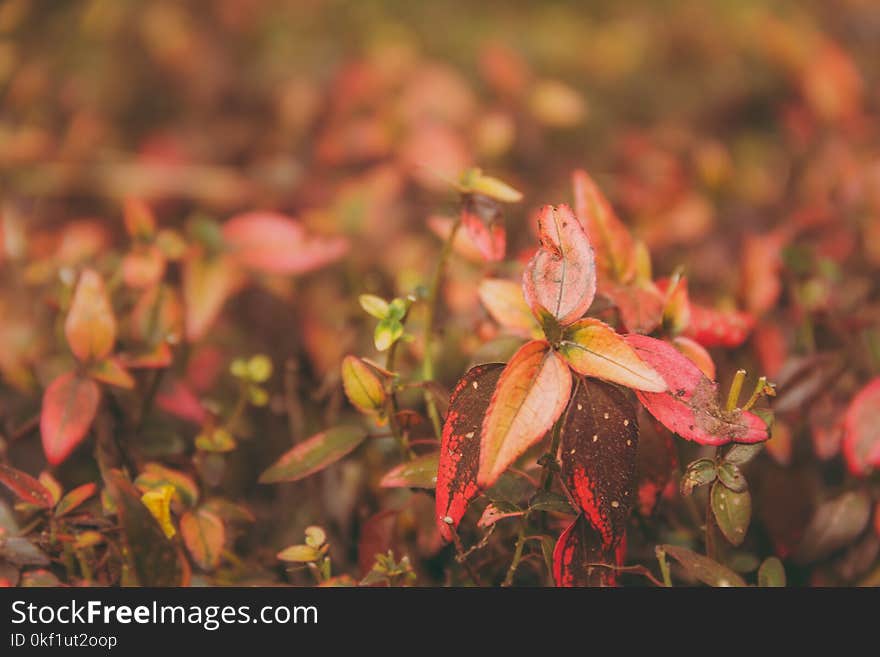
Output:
65,269,116,363
436,363,504,542
40,372,101,466
672,336,716,379
560,378,639,550
600,280,663,335
683,304,755,348
478,341,572,488
553,514,621,587
522,204,596,326
572,169,636,284
54,482,98,517
460,195,506,262
625,335,768,445
156,380,207,425
842,378,880,476
0,464,54,508
635,418,678,517
222,211,349,275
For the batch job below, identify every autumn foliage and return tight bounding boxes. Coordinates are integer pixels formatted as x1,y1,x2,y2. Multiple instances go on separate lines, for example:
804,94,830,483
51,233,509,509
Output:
1,1,879,588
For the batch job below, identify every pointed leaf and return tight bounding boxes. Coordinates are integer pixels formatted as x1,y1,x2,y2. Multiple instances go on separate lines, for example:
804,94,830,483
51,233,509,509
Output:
0,464,53,509
436,363,504,541
104,470,184,586
259,425,367,484
54,482,98,517
559,319,666,392
560,378,639,550
380,452,439,489
65,269,116,362
660,544,746,587
222,211,349,275
478,341,572,488
672,336,716,379
625,335,768,445
711,482,751,546
794,491,871,564
572,169,636,283
522,204,596,326
88,357,135,389
342,356,386,416
478,278,541,338
553,514,620,587
182,250,242,342
180,508,225,571
461,194,506,262
842,377,880,476
40,372,101,466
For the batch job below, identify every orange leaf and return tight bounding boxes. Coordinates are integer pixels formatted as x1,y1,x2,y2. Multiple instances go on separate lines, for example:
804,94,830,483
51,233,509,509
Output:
54,482,98,517
842,377,880,476
522,204,596,326
182,250,242,343
558,318,666,392
572,169,636,284
478,278,541,338
65,269,116,363
40,372,101,466
123,197,157,240
88,357,135,389
672,336,716,379
180,508,225,571
478,340,572,488
122,245,166,289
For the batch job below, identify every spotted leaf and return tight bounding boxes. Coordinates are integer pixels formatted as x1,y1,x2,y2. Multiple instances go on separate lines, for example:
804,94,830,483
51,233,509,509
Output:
436,363,504,541
560,378,639,551
553,514,623,587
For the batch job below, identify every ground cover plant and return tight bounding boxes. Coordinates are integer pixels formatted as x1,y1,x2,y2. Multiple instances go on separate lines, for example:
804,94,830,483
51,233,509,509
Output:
0,0,879,587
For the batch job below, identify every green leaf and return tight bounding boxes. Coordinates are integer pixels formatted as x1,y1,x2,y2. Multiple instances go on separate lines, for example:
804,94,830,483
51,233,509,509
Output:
660,544,746,587
259,425,368,484
711,482,751,546
716,462,748,492
379,452,439,489
277,544,321,563
680,458,716,496
794,490,872,564
723,442,763,465
374,317,403,351
342,356,386,415
529,490,574,514
359,294,389,319
757,556,786,587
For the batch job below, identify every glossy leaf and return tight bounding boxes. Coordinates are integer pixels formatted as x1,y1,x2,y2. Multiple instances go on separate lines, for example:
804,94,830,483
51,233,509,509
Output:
259,425,367,484
559,378,639,550
54,482,98,517
380,452,439,489
65,269,116,363
522,204,596,326
0,464,53,509
478,341,571,488
842,377,880,476
341,356,386,416
436,363,504,541
558,319,666,392
711,482,751,546
660,544,746,587
104,470,184,586
625,335,768,445
222,211,349,275
553,514,620,587
180,508,225,571
40,372,101,466
478,278,541,338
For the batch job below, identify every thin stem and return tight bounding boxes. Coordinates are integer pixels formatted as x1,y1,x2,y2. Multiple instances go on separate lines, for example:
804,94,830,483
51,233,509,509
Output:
541,415,565,491
422,215,462,439
502,515,528,587
655,546,673,587
385,320,414,459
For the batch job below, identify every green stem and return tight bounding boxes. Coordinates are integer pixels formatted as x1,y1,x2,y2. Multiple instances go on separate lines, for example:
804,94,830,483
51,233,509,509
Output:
502,516,528,587
422,215,462,439
655,546,672,587
726,369,746,412
540,415,565,491
385,314,414,459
